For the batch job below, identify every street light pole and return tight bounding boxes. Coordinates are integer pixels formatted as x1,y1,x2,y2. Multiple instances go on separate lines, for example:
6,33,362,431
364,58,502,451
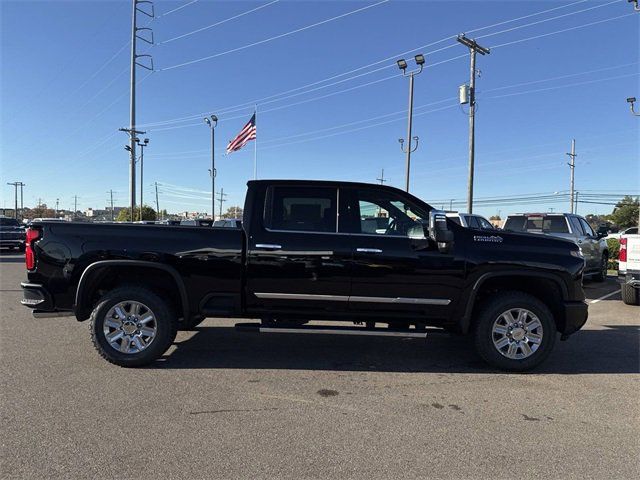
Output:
396,54,425,192
204,115,218,220
135,137,149,220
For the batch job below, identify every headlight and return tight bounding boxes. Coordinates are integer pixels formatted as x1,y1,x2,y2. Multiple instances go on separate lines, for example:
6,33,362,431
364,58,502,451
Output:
570,249,584,259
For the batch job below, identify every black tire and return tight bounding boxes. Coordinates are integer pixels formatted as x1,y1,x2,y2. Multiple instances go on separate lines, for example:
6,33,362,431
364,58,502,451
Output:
89,286,177,367
621,284,640,306
592,254,608,282
473,291,556,372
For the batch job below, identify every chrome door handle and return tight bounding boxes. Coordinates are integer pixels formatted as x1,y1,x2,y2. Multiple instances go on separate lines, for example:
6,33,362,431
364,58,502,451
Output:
255,243,282,250
357,248,383,254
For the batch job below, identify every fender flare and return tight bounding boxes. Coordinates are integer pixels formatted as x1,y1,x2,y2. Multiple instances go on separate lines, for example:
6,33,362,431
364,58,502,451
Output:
74,260,190,322
459,270,568,333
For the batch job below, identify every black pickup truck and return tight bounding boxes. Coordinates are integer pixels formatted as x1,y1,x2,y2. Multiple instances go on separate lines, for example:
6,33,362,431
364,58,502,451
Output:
21,180,588,371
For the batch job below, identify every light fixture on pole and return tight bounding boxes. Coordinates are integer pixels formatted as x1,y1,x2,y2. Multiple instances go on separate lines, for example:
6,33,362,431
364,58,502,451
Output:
627,97,640,116
397,53,425,192
204,115,218,219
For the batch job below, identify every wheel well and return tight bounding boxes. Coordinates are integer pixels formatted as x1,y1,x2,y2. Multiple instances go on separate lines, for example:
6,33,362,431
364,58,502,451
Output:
466,275,565,333
76,266,185,322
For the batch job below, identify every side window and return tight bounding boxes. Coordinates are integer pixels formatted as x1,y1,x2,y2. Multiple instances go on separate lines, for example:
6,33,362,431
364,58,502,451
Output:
478,217,494,230
579,218,594,237
568,216,583,236
351,189,428,237
264,186,337,233
466,216,481,229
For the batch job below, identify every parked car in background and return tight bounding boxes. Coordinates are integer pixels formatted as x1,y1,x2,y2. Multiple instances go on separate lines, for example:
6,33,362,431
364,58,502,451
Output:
446,212,496,230
605,226,638,240
213,218,243,228
619,231,640,305
503,213,608,281
0,216,26,251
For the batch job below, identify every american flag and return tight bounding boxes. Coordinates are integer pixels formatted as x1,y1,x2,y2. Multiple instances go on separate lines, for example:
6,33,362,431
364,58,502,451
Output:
226,113,256,154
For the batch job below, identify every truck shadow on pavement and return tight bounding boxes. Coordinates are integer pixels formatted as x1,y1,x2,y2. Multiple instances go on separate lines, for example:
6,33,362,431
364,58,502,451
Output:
157,324,639,374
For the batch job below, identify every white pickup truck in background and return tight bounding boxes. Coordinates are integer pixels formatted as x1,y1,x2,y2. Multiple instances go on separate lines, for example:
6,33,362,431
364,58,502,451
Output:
619,232,640,305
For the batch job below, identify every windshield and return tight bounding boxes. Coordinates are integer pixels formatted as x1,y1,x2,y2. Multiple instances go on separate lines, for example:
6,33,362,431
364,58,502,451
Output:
0,218,20,227
504,215,569,233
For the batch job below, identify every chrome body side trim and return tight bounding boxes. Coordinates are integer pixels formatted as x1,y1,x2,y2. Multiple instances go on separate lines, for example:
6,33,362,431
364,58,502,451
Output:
254,292,450,305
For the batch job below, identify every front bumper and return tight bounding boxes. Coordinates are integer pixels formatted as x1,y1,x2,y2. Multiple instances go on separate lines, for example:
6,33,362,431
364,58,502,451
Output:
618,272,640,288
561,301,589,336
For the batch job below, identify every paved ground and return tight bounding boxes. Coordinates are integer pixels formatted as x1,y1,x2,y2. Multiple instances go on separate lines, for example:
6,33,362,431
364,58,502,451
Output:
1,251,638,479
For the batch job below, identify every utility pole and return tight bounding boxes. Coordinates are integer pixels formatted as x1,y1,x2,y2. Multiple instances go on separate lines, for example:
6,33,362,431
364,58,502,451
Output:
575,191,579,215
376,169,387,185
73,195,78,218
108,190,115,221
55,198,60,217
6,182,19,219
19,183,25,219
457,34,490,214
120,0,154,222
566,139,577,214
154,182,161,220
217,188,227,219
396,54,425,192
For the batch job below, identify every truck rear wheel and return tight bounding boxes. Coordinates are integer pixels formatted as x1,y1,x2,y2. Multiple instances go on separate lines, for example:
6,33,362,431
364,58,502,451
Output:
89,286,177,367
473,291,556,372
621,284,640,306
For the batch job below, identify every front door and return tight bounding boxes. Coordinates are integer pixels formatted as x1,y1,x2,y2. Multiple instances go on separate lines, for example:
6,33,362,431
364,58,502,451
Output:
341,187,465,320
245,184,352,316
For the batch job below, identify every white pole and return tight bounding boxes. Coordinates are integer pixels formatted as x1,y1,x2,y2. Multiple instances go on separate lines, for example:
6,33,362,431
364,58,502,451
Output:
254,104,258,180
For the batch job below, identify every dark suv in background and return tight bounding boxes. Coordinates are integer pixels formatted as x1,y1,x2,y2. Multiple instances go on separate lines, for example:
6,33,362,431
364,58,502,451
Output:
0,217,26,251
503,213,608,281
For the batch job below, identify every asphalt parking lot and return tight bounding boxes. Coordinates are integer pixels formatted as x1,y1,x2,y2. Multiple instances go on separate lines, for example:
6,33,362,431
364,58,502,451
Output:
1,251,638,479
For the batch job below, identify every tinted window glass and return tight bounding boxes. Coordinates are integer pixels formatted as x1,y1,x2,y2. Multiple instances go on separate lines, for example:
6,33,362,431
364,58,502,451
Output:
448,216,461,225
478,217,494,230
466,216,481,229
265,186,337,233
0,218,20,227
579,218,594,236
569,216,584,236
544,216,569,233
504,216,526,232
352,189,427,236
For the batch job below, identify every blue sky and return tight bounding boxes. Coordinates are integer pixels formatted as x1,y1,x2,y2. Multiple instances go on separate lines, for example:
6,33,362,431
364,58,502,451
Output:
1,0,638,218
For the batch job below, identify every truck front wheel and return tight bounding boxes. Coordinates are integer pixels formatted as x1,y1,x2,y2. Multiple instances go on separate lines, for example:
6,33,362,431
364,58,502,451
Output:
89,286,177,367
473,291,556,372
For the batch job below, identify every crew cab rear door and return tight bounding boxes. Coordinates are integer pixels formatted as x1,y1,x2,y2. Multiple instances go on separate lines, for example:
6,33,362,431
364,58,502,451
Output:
245,184,352,315
340,187,464,319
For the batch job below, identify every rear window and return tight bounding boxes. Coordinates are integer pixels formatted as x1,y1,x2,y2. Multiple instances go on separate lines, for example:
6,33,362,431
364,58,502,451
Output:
0,218,20,227
504,215,569,233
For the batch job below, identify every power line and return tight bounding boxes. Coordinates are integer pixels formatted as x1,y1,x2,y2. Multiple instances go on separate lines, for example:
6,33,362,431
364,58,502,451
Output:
140,0,624,127
160,0,390,70
159,1,280,44
157,0,199,18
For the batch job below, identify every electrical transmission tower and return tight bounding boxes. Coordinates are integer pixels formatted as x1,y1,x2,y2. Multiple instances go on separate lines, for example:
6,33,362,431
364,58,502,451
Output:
120,0,154,222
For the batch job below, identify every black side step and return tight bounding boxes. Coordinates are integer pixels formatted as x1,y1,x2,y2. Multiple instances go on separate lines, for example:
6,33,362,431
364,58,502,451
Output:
235,323,447,338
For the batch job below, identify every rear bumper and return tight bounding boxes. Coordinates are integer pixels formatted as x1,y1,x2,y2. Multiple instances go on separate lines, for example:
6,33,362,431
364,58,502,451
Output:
618,272,640,288
561,301,589,335
0,239,24,248
20,282,54,310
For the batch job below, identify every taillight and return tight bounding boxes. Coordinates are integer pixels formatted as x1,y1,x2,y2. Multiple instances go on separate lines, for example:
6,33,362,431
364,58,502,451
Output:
25,228,40,270
619,237,627,262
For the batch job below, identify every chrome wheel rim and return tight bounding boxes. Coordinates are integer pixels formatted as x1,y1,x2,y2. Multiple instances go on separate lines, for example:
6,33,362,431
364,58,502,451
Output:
491,308,543,360
103,301,157,354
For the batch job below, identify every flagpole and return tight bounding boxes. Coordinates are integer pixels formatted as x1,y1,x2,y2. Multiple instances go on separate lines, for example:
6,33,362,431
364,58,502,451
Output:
253,104,258,180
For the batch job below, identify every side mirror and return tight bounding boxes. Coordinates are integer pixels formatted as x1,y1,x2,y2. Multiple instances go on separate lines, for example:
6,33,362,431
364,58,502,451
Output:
429,210,454,253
